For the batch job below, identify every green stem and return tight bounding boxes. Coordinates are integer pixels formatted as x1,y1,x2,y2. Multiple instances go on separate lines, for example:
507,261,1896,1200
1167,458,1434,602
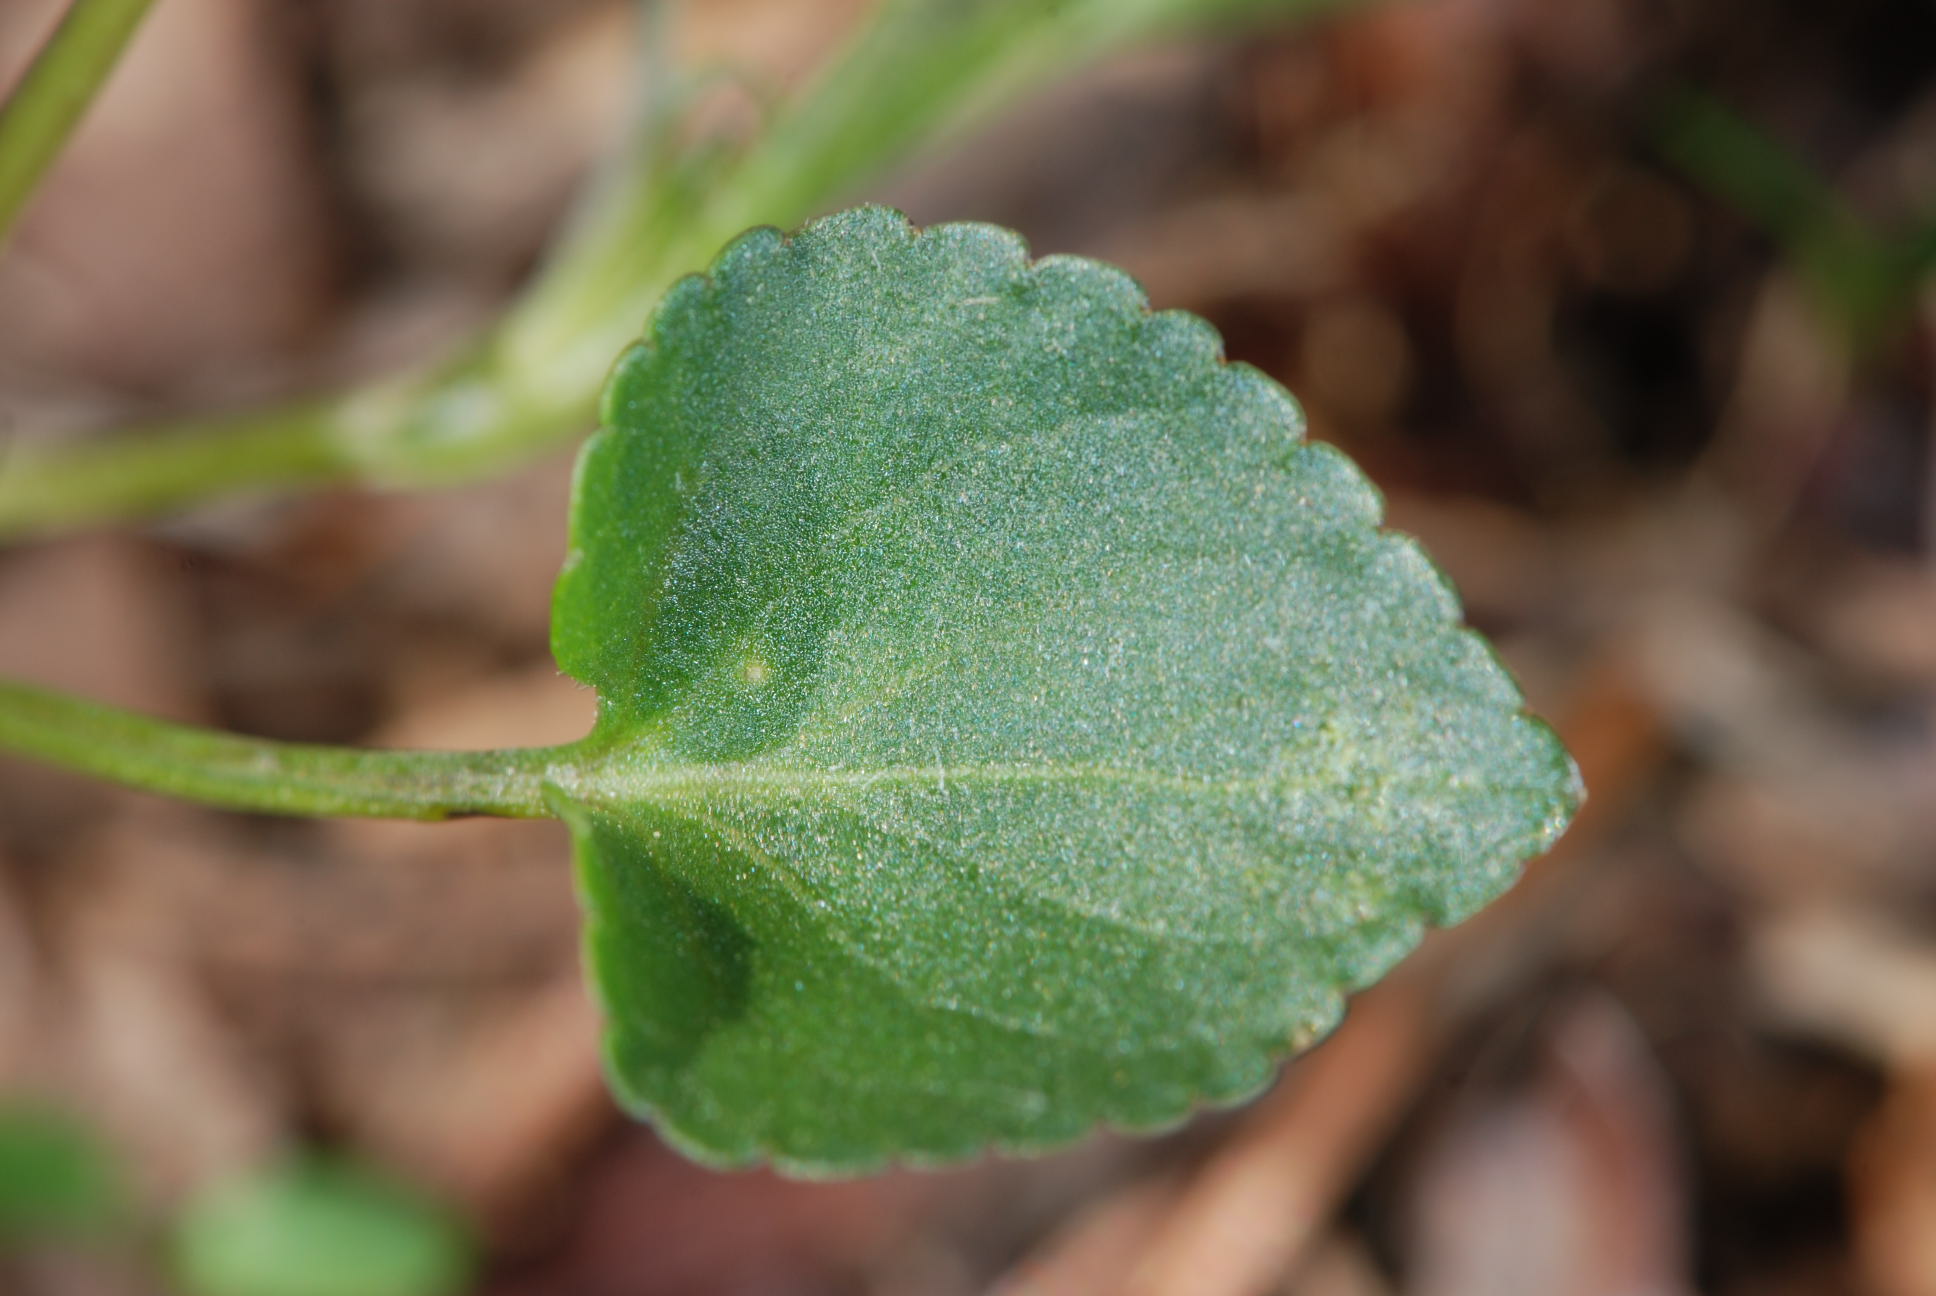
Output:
0,0,1351,541
0,401,349,536
0,679,568,820
0,0,157,250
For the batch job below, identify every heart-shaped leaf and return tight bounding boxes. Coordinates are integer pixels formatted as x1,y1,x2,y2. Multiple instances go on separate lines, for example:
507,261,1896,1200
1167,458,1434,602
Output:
546,207,1580,1172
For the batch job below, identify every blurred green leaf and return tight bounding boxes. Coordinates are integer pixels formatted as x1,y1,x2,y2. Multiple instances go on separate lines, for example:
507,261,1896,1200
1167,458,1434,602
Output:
546,207,1580,1172
170,1158,472,1296
0,1104,123,1245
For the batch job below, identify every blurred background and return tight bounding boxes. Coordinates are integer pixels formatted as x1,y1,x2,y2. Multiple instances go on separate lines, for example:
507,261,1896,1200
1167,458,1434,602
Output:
1,0,1934,1292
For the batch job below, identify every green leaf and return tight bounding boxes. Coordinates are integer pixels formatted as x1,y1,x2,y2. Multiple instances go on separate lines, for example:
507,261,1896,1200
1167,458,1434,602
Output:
547,206,1580,1172
0,1104,123,1245
170,1158,472,1296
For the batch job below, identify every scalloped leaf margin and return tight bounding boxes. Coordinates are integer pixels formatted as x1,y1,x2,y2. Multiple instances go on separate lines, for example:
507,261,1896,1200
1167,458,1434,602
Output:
544,206,1582,1174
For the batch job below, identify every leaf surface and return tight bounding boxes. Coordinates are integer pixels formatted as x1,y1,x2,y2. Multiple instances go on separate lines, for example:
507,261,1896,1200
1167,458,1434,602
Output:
548,207,1579,1171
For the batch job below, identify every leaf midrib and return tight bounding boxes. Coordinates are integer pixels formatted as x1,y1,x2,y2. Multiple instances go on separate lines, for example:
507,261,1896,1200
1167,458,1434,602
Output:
550,749,1459,812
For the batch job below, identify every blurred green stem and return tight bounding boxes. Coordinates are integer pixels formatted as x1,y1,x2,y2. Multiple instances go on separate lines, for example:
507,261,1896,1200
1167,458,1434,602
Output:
1660,90,1936,353
0,0,156,250
0,0,1348,541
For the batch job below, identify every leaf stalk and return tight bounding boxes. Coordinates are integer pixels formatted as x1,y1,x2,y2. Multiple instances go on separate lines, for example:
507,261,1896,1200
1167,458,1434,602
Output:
0,0,1345,541
0,679,568,820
